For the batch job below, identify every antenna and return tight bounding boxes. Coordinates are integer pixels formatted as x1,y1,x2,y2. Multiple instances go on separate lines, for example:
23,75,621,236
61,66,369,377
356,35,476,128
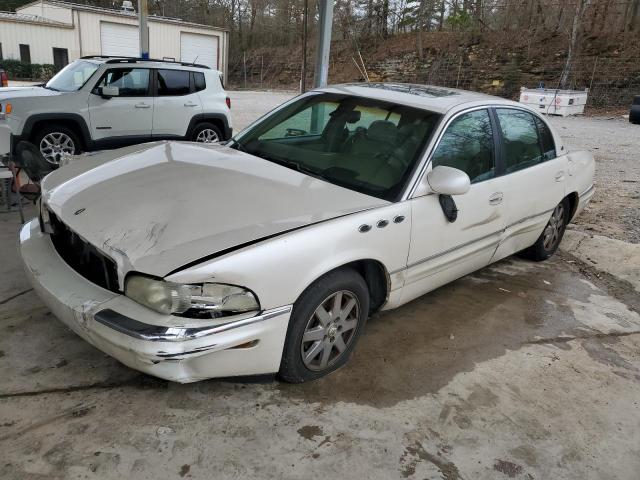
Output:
192,55,199,66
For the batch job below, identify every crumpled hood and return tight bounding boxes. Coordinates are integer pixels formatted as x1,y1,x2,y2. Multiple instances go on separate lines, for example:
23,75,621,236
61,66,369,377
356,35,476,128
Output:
42,141,387,277
0,86,62,100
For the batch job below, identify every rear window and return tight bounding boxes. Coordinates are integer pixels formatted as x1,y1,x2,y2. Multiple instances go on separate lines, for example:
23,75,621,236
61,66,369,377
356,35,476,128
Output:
157,69,191,96
193,72,206,92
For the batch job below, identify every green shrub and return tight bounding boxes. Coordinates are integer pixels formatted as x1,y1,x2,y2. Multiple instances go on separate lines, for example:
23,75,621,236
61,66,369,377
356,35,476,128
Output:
0,59,57,81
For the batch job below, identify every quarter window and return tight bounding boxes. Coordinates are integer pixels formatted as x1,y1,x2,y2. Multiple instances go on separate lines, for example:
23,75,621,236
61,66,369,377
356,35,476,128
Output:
431,109,495,183
193,72,206,92
95,68,150,97
157,69,191,96
534,116,556,161
496,109,545,173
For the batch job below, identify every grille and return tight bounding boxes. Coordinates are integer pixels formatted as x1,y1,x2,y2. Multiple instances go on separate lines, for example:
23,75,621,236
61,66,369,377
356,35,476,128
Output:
49,212,120,292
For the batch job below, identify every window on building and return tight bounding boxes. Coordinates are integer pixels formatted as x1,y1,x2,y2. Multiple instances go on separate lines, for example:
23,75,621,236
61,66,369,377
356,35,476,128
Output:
0,43,3,60
52,48,69,72
19,44,31,64
157,69,191,96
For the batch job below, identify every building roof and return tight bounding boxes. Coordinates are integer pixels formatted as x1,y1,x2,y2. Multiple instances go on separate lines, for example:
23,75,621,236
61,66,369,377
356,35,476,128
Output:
16,0,228,31
0,9,73,27
319,83,517,114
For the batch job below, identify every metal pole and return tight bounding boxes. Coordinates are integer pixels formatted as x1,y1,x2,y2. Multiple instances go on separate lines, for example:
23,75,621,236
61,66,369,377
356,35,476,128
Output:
300,0,308,93
138,0,149,59
313,0,334,88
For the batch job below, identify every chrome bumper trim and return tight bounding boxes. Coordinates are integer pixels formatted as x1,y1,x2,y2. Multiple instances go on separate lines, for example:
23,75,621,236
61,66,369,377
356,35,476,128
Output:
94,305,292,342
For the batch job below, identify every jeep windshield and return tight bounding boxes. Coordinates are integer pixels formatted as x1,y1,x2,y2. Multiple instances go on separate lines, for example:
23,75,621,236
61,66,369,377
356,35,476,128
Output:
233,93,441,201
45,60,100,92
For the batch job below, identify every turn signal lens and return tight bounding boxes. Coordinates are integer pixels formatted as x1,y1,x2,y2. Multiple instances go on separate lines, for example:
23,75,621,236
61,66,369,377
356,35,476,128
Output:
4,103,11,114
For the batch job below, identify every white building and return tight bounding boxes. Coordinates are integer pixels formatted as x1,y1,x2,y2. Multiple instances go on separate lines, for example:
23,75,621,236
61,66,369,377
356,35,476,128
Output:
0,0,229,75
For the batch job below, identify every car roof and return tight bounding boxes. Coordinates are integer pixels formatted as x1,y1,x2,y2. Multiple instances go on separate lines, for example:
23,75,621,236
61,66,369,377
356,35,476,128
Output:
316,83,521,114
79,56,215,72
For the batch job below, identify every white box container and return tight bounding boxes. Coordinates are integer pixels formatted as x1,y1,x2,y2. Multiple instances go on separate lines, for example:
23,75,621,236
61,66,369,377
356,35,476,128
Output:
519,87,588,116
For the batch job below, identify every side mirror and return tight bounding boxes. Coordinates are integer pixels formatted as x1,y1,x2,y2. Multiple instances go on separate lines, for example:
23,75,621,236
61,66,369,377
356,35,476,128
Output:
99,86,119,98
426,166,470,196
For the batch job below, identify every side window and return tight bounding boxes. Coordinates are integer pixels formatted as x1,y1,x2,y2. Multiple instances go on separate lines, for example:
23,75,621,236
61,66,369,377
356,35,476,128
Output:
193,72,206,92
496,109,545,173
534,116,556,161
95,68,149,96
432,109,495,183
157,69,191,96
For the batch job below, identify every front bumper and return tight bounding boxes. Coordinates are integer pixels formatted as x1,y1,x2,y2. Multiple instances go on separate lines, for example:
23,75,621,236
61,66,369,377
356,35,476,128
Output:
19,219,292,382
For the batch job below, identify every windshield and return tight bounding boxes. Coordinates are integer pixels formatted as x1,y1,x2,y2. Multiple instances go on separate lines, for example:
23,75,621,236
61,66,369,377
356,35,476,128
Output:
45,60,100,92
234,93,441,201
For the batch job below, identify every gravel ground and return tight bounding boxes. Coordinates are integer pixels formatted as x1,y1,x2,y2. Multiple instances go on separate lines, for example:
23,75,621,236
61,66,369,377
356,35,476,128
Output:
549,115,640,243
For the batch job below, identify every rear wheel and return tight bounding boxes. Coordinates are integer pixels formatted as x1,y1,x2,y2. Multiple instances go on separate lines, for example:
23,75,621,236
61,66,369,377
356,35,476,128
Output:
523,198,570,261
33,125,81,164
279,268,369,383
192,123,222,143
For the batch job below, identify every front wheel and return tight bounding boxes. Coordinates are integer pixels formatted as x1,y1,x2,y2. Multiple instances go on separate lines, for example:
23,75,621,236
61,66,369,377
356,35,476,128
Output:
523,198,570,261
33,125,81,164
279,268,370,383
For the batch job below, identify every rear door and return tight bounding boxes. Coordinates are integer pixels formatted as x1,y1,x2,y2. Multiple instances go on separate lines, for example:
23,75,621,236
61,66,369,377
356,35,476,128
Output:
152,69,203,137
491,108,567,261
88,67,153,140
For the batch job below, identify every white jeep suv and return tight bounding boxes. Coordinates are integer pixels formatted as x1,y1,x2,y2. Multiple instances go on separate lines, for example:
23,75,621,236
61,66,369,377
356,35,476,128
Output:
0,56,232,162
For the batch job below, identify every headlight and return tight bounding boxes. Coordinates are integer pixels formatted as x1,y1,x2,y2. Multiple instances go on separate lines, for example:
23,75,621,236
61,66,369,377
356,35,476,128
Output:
125,274,260,318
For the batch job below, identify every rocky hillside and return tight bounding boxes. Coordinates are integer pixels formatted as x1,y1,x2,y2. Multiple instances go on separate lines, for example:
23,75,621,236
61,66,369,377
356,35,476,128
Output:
229,30,640,108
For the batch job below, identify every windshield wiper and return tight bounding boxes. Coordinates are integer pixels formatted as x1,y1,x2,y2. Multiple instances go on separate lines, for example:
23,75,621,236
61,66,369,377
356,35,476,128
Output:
42,85,59,91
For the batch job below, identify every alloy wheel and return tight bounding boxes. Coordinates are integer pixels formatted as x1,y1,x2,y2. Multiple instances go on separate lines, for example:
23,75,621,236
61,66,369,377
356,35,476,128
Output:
40,132,75,164
195,128,220,143
301,290,361,371
543,203,565,251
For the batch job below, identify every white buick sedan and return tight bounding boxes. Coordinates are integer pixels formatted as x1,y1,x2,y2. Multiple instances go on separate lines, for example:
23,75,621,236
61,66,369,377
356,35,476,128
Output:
20,84,595,383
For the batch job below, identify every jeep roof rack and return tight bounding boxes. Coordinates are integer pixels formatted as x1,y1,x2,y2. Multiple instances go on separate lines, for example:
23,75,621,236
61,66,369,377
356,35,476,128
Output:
80,55,211,69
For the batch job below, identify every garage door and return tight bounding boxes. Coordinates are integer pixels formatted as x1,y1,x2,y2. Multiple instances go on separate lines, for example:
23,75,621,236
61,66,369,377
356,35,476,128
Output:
181,33,218,69
101,22,139,57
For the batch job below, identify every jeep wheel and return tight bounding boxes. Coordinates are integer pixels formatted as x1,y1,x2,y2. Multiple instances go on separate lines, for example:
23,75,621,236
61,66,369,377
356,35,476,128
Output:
34,125,81,164
193,123,222,143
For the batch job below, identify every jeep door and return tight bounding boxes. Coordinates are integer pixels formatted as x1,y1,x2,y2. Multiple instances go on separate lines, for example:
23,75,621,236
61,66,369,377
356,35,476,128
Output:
88,67,153,140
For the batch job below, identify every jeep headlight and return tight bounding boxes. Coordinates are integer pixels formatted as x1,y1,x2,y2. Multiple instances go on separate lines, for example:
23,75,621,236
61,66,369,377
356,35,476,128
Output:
125,275,260,318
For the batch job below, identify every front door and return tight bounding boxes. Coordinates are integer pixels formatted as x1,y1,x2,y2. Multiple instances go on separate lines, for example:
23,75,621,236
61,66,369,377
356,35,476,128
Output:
88,67,153,140
403,108,507,305
152,69,203,137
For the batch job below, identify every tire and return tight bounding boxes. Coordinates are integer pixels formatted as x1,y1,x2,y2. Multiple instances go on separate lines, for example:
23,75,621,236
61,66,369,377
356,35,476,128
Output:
33,124,81,164
522,198,570,261
279,268,370,383
192,122,222,143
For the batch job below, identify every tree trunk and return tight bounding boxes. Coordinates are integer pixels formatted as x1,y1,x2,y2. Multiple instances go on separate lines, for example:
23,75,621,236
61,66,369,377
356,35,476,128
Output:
560,0,592,89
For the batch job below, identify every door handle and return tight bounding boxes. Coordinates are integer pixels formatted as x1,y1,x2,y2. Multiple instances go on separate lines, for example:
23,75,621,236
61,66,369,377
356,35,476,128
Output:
184,102,198,107
135,103,150,109
489,192,503,205
555,171,565,182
